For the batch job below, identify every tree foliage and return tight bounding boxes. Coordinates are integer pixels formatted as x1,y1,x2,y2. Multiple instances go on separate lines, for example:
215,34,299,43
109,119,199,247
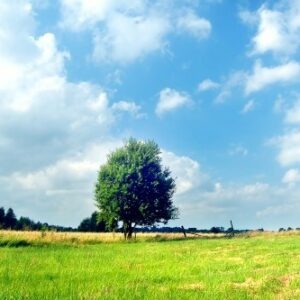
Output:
5,208,17,229
95,138,178,239
0,207,5,229
78,212,106,232
0,206,75,231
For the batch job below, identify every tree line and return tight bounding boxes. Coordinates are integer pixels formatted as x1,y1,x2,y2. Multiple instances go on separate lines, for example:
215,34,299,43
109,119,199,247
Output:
0,207,74,231
0,207,108,232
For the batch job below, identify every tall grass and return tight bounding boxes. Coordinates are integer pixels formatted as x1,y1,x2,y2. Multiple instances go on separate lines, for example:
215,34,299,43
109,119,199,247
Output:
0,230,225,246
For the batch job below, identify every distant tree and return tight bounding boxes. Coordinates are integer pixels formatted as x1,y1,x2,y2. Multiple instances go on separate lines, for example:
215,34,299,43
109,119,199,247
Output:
78,218,91,232
210,227,224,234
5,208,17,229
95,138,178,239
78,212,106,232
17,217,35,231
90,212,106,232
0,207,5,229
34,222,43,231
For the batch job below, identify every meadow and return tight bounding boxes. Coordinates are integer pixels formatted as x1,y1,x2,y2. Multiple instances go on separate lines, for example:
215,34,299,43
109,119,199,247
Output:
1,230,300,299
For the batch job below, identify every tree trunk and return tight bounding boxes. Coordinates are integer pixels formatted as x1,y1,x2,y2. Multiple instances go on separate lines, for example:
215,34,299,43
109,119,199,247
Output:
127,223,133,239
123,222,133,240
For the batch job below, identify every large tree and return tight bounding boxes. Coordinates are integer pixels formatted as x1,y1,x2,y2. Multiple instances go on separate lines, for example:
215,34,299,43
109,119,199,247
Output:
95,138,178,239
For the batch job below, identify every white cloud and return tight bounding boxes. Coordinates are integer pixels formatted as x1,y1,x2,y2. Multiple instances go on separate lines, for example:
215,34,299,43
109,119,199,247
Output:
241,1,300,56
215,71,246,103
198,79,220,92
282,168,300,185
215,60,300,104
0,1,145,225
271,130,300,166
160,150,292,229
92,13,170,64
60,0,145,30
256,204,297,218
112,101,144,118
0,1,141,172
245,60,300,95
241,100,255,114
239,9,258,26
161,150,210,195
156,88,191,116
177,10,211,40
60,0,212,64
2,139,122,226
251,7,287,55
9,140,121,192
60,0,171,64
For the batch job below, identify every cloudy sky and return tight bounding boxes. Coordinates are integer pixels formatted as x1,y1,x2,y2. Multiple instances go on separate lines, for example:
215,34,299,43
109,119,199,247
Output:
2,0,300,230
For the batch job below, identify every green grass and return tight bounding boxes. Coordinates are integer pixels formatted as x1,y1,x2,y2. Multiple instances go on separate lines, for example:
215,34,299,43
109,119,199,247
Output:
1,233,300,299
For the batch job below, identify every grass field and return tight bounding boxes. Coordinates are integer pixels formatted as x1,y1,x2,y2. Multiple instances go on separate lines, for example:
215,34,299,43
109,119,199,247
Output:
1,231,300,299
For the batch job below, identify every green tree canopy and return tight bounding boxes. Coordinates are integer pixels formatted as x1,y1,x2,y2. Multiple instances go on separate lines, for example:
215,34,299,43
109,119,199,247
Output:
95,138,178,239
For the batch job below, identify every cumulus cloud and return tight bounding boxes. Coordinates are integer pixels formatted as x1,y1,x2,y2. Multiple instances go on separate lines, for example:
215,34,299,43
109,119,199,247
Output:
177,10,211,40
156,88,191,116
1,139,123,225
92,13,170,64
0,1,144,225
245,60,300,95
160,151,278,228
9,141,121,192
161,150,300,229
241,1,300,56
270,130,300,167
0,1,144,173
112,101,144,118
282,168,300,185
60,0,211,64
161,150,210,195
198,79,220,92
215,60,300,104
60,0,145,30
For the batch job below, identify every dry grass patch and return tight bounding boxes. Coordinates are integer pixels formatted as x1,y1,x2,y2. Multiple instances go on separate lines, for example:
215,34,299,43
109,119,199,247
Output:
232,277,265,291
0,230,226,246
280,273,300,287
179,282,205,290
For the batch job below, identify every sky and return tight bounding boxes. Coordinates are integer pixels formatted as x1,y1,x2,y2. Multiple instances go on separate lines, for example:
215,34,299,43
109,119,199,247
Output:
1,0,300,230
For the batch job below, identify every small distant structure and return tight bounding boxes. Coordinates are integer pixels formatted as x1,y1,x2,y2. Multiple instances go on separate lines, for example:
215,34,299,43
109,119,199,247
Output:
181,225,187,238
227,220,234,237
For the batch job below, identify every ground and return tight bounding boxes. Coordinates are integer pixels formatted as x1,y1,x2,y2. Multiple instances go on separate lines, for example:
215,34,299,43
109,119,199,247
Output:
1,231,300,299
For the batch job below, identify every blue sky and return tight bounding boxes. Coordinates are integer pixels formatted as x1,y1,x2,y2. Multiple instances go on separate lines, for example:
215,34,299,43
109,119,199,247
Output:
2,0,300,229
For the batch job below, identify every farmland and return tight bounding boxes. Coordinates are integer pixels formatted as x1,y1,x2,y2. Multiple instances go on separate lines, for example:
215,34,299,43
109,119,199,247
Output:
1,231,300,299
